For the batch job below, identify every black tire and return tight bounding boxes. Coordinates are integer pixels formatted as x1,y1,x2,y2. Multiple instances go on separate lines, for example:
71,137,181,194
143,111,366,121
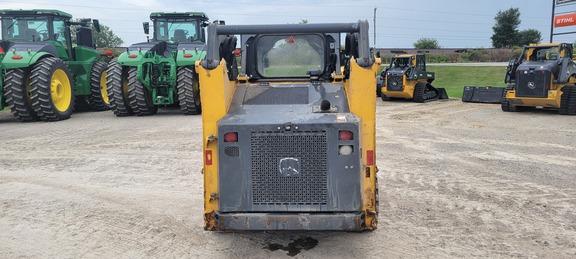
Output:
128,67,157,116
413,82,426,103
559,85,576,115
29,57,74,121
87,61,110,111
177,66,201,115
501,85,517,112
3,68,39,122
106,58,133,117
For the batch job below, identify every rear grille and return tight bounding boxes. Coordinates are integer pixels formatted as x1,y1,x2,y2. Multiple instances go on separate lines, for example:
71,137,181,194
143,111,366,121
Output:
387,74,403,91
251,131,327,205
516,71,549,98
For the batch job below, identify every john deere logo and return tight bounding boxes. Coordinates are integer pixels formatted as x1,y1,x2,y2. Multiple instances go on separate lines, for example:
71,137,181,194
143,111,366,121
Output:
528,82,536,89
278,157,301,177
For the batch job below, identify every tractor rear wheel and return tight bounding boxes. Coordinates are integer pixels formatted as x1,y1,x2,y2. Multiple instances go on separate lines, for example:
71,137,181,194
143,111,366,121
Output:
559,85,576,115
106,58,133,117
501,85,517,112
29,57,74,121
177,66,201,115
87,61,110,111
413,82,426,103
3,68,39,122
128,67,157,116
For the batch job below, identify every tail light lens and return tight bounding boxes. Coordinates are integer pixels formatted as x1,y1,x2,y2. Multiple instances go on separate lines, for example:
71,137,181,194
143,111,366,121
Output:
224,132,238,142
183,53,193,58
128,54,137,58
12,55,23,60
339,130,353,141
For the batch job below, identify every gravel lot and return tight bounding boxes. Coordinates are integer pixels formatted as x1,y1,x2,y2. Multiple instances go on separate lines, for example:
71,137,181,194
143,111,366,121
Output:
1,99,575,258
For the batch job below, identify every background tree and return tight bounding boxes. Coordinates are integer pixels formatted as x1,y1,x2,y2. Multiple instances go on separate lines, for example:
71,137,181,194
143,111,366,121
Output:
491,8,520,48
517,29,542,46
413,37,440,49
71,19,124,47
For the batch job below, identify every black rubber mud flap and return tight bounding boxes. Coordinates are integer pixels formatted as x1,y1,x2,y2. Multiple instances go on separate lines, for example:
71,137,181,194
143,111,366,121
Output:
437,88,449,99
462,86,505,103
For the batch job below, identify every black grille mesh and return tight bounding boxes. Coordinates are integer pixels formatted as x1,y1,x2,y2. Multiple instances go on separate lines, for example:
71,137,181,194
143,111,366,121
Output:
387,74,403,91
251,131,327,205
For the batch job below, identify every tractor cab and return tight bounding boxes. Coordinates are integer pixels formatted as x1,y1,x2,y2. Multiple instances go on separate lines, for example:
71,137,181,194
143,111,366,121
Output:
145,12,209,44
0,9,100,61
0,10,72,59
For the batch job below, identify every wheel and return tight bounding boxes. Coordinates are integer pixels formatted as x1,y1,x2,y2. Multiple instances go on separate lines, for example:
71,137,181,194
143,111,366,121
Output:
29,57,74,121
501,85,517,112
106,58,133,117
86,61,110,111
177,66,201,115
413,82,426,103
127,67,157,116
559,85,576,115
3,68,39,122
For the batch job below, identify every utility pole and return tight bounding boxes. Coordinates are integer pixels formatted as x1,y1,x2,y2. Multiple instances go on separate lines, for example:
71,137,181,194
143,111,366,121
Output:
550,0,556,43
374,7,377,46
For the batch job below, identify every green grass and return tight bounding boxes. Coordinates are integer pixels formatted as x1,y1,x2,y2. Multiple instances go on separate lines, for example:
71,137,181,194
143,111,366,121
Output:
427,66,507,98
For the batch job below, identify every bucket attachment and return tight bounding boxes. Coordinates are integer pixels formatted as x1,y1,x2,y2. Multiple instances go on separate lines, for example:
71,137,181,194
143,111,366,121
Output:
437,88,449,99
462,86,505,103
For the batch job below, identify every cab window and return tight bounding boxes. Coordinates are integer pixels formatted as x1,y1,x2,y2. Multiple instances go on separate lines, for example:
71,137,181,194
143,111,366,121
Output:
256,34,324,77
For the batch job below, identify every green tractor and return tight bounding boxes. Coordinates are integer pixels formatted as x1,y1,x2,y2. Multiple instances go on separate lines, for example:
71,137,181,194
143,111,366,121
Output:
0,9,110,122
107,12,211,117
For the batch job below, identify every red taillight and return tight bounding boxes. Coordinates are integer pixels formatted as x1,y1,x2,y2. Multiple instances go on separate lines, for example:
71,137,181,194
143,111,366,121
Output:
0,47,4,54
224,132,238,142
129,54,137,58
233,49,241,55
105,50,113,56
183,53,193,58
339,130,353,140
205,150,213,165
366,150,374,166
12,55,23,60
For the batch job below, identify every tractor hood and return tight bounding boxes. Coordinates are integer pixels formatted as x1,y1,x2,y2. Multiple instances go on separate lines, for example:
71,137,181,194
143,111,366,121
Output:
517,60,557,72
516,57,576,84
386,67,409,76
5,42,58,57
126,41,175,58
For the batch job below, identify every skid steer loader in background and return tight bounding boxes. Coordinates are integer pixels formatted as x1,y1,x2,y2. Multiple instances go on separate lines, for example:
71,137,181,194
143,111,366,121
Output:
502,42,576,115
0,9,109,122
198,21,380,231
377,54,448,102
106,12,210,117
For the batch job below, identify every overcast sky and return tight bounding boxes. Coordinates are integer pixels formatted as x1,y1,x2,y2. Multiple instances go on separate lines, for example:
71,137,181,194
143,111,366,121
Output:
1,0,574,48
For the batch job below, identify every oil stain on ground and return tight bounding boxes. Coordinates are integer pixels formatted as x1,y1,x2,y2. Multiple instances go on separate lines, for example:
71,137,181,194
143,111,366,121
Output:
265,237,319,256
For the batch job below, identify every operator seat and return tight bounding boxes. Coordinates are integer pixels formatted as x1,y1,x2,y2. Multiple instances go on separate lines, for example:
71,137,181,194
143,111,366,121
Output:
173,29,187,42
24,28,40,41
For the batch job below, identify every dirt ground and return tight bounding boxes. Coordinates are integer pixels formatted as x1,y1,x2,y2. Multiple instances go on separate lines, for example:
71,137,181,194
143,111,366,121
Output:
1,99,575,258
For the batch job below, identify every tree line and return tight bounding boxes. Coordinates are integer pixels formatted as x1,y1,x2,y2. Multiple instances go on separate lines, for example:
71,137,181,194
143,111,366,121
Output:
413,8,542,49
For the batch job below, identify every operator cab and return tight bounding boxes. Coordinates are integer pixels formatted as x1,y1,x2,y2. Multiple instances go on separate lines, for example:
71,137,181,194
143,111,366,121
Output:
147,12,209,44
0,10,70,46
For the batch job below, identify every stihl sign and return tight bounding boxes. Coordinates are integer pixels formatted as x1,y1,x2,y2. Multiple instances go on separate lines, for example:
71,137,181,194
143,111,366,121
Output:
554,13,576,27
